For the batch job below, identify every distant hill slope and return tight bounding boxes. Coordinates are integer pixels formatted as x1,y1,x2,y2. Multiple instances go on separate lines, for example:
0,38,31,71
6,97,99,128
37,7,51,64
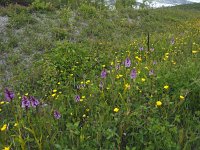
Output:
173,3,200,10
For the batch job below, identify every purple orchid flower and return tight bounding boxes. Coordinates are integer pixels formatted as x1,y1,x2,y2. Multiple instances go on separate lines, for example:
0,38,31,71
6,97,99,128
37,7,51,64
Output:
21,96,31,109
101,69,107,78
130,69,137,79
125,58,131,68
4,88,15,102
54,110,61,119
30,96,40,107
75,95,80,102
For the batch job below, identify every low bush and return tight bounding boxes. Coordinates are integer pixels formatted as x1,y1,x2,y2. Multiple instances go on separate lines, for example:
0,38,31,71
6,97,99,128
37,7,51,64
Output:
0,0,33,6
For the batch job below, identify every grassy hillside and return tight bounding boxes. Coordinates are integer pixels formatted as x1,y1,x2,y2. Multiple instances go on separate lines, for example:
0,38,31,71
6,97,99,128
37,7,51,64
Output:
0,2,200,149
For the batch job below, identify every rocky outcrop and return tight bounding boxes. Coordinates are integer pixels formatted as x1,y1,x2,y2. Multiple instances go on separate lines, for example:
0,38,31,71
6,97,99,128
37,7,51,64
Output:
0,16,8,33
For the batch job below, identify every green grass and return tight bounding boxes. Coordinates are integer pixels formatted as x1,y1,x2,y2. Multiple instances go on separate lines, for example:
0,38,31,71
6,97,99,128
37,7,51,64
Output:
0,2,200,149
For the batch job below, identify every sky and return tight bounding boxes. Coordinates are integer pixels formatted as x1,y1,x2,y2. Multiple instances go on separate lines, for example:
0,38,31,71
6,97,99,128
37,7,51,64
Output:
105,0,200,8
136,0,200,8
136,0,200,3
189,0,200,2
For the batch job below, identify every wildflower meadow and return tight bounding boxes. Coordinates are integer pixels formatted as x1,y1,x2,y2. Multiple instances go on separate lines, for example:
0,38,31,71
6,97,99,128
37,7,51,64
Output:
0,0,200,149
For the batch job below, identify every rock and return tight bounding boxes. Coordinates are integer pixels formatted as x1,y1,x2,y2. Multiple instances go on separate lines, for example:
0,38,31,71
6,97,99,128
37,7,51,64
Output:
0,16,8,33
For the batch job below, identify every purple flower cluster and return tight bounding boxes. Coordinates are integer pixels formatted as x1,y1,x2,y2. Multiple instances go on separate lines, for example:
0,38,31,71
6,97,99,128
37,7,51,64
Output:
75,95,80,102
3,88,61,120
130,69,137,79
30,96,40,107
101,69,107,78
54,110,61,119
4,88,15,102
21,96,31,109
125,58,131,68
21,96,40,109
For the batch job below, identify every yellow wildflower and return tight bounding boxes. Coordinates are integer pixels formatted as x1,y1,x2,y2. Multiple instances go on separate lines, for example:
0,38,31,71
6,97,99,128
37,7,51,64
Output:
81,81,84,84
86,80,91,84
113,107,119,113
0,101,5,105
86,108,90,112
0,108,2,111
141,78,146,82
164,85,169,90
3,146,10,150
55,95,59,99
192,50,198,54
156,101,162,107
52,93,56,97
171,60,176,65
81,96,85,99
14,123,18,127
124,83,130,90
53,89,57,93
25,93,28,96
70,74,73,77
116,74,123,79
135,56,142,61
102,65,106,68
180,95,185,100
163,56,168,61
110,61,114,65
1,124,7,131
83,114,86,118
57,82,61,85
